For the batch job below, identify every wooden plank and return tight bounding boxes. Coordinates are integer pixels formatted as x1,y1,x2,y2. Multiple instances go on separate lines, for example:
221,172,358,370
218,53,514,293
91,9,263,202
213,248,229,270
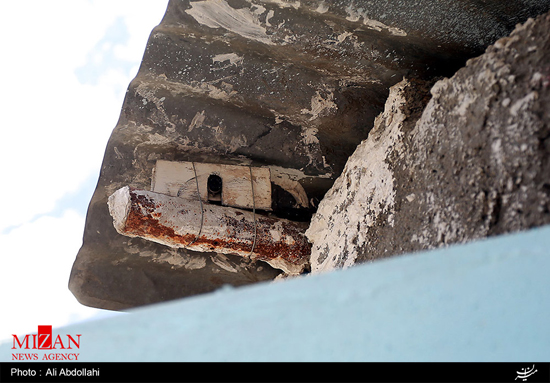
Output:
151,160,272,210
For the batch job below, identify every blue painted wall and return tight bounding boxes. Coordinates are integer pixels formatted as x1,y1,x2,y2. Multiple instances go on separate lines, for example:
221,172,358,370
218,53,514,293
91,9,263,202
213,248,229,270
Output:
3,225,549,362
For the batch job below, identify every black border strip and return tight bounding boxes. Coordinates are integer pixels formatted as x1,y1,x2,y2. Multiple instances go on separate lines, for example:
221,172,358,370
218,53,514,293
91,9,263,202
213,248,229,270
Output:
1,362,549,382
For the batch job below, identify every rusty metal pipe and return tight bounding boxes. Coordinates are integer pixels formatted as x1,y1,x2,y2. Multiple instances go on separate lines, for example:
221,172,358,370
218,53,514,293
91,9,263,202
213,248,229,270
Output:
108,186,310,274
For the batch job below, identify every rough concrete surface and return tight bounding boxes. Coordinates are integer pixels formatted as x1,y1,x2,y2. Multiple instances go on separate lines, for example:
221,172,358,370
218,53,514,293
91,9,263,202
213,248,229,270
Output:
70,0,550,309
307,12,550,272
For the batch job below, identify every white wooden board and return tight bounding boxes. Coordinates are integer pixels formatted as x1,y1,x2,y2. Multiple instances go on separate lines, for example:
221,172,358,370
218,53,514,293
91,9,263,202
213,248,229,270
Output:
152,160,272,210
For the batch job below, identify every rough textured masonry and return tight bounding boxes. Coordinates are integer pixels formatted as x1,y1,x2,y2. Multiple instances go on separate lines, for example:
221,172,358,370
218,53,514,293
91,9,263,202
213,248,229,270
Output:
70,0,550,310
307,12,550,272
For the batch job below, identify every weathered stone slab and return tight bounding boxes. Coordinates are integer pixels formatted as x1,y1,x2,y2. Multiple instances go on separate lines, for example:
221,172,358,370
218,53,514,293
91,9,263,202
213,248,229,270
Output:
307,12,550,272
70,0,550,309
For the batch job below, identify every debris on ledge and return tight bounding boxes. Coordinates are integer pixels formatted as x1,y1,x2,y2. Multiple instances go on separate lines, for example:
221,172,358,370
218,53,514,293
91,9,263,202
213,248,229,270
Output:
108,185,310,275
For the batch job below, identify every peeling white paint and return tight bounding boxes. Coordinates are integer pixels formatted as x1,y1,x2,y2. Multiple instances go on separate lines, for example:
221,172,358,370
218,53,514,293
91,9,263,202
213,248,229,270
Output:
114,146,124,159
301,91,337,120
364,18,407,37
156,250,208,270
344,4,407,36
262,0,300,9
212,53,244,66
210,254,240,273
301,127,320,145
228,134,248,152
188,110,206,132
135,81,177,132
182,256,207,270
337,31,353,44
315,1,329,13
142,76,239,103
251,4,266,16
186,0,274,45
266,9,275,26
196,81,239,101
132,133,173,164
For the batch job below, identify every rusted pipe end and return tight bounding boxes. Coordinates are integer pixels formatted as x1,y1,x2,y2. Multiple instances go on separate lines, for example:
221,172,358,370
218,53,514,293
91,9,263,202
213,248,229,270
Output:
108,187,311,275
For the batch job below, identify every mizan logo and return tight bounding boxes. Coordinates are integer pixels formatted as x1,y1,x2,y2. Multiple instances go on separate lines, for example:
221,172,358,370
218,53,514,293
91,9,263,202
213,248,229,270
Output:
11,325,81,361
